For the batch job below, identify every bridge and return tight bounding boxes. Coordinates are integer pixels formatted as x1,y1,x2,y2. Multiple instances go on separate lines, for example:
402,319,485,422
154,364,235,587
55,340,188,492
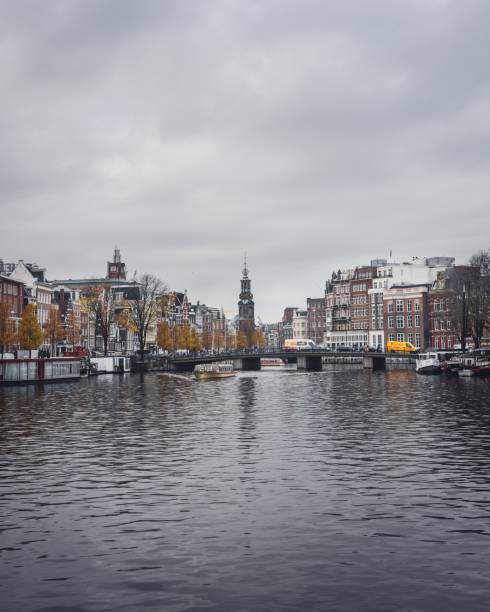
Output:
166,350,413,372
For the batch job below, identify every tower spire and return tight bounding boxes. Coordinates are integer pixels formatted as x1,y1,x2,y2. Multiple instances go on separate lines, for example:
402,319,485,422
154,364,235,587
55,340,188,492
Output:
238,254,255,336
243,251,248,278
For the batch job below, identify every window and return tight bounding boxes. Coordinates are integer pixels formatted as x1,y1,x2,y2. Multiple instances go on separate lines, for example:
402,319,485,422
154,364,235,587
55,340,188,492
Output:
415,314,420,327
396,300,403,312
407,333,413,345
389,333,395,342
415,333,421,348
388,316,394,328
397,333,404,342
396,315,404,328
414,301,420,312
407,301,412,313
407,314,413,328
388,302,394,313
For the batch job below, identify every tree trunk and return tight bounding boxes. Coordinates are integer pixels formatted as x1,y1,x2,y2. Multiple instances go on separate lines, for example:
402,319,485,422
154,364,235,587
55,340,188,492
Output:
103,336,108,356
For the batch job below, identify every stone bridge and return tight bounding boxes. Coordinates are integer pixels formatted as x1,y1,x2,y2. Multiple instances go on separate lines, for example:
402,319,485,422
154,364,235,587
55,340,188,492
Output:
166,350,410,372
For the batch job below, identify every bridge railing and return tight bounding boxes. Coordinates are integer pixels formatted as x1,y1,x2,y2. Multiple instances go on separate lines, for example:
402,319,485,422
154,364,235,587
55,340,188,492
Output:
165,348,406,362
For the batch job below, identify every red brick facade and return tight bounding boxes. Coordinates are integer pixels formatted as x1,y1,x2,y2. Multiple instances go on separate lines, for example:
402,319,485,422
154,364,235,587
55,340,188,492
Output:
383,285,429,350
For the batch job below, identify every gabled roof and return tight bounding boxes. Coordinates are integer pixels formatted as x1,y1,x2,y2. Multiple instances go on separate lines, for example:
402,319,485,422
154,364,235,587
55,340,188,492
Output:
0,274,24,285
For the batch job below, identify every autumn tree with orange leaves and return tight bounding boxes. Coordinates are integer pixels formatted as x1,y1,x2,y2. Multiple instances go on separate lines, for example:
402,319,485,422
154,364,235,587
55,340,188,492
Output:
0,302,17,356
18,304,43,358
44,308,64,356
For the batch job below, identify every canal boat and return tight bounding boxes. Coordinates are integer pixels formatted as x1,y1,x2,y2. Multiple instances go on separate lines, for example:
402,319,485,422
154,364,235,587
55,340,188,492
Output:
457,350,490,378
194,362,236,380
415,352,442,375
0,358,81,385
90,356,131,374
260,358,285,368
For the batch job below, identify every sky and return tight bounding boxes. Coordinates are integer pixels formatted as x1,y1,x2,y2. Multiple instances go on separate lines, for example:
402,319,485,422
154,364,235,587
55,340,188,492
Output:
1,0,489,322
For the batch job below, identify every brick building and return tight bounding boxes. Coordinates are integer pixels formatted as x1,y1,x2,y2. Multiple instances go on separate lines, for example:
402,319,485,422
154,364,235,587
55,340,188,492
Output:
307,298,326,345
384,285,430,350
350,266,375,349
0,274,24,321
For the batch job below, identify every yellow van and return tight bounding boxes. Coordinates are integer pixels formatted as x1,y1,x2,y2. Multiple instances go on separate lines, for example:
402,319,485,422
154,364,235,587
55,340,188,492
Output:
386,341,417,353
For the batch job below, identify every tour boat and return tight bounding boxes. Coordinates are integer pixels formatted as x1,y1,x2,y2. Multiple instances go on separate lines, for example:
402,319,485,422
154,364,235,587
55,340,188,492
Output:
260,358,285,368
415,352,442,375
194,362,236,380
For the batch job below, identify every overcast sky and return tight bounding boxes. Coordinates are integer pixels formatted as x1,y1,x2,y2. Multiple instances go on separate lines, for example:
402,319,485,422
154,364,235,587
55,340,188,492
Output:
1,0,489,321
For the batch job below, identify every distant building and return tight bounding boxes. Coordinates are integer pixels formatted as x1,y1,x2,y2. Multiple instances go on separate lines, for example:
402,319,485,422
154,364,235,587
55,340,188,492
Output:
8,261,55,336
307,298,326,345
384,285,430,350
324,268,353,349
238,257,255,336
107,247,127,280
0,274,24,324
281,307,297,343
292,309,308,340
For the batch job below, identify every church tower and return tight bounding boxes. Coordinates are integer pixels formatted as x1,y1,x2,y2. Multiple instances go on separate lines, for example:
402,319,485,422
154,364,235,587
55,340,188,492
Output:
238,254,255,335
107,247,126,280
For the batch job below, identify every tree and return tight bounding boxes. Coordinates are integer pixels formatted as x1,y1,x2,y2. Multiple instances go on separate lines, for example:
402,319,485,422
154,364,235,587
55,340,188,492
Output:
201,329,213,351
213,328,225,353
446,251,490,350
65,309,81,348
225,331,236,350
255,329,266,349
468,250,490,348
182,324,191,351
82,285,115,355
189,328,202,352
44,308,64,356
236,330,247,349
246,329,256,348
18,304,43,358
129,274,166,361
174,325,185,350
0,302,17,356
156,320,173,352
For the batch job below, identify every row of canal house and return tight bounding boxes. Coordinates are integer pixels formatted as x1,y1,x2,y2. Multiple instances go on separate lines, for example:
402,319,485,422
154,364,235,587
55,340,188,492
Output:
0,250,143,355
1,248,235,356
300,256,488,352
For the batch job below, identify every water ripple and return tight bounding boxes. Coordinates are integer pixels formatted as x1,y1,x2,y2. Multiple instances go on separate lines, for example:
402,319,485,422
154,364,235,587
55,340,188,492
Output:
1,369,490,611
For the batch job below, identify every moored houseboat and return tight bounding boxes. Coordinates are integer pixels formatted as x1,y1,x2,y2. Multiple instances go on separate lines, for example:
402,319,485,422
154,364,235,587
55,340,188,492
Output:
0,358,81,385
415,352,442,375
90,356,131,374
457,350,490,378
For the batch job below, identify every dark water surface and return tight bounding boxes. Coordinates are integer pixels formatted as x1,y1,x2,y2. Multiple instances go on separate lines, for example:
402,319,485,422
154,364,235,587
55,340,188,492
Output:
1,367,490,612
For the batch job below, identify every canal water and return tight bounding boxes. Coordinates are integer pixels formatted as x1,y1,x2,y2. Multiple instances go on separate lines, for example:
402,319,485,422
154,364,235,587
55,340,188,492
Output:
1,367,490,612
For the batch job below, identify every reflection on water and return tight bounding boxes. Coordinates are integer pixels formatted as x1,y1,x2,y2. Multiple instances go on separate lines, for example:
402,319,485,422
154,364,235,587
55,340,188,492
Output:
1,368,490,612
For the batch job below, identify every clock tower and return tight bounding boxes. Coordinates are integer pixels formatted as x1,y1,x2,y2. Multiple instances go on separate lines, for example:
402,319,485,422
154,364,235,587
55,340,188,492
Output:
107,247,126,280
238,255,255,335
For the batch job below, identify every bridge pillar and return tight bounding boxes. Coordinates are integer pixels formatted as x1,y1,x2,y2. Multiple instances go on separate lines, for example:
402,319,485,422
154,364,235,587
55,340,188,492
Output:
363,355,386,370
173,361,195,373
297,354,322,371
232,357,261,371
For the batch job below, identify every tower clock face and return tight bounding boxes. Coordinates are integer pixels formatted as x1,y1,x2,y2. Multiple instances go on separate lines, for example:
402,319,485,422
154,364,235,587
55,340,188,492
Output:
111,266,117,272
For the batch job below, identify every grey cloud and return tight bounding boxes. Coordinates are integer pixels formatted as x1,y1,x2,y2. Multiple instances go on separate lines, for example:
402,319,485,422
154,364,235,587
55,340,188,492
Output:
1,0,489,320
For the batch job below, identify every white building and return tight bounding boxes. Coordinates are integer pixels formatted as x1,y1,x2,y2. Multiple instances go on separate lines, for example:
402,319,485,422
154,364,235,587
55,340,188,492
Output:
292,309,308,340
368,257,455,349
